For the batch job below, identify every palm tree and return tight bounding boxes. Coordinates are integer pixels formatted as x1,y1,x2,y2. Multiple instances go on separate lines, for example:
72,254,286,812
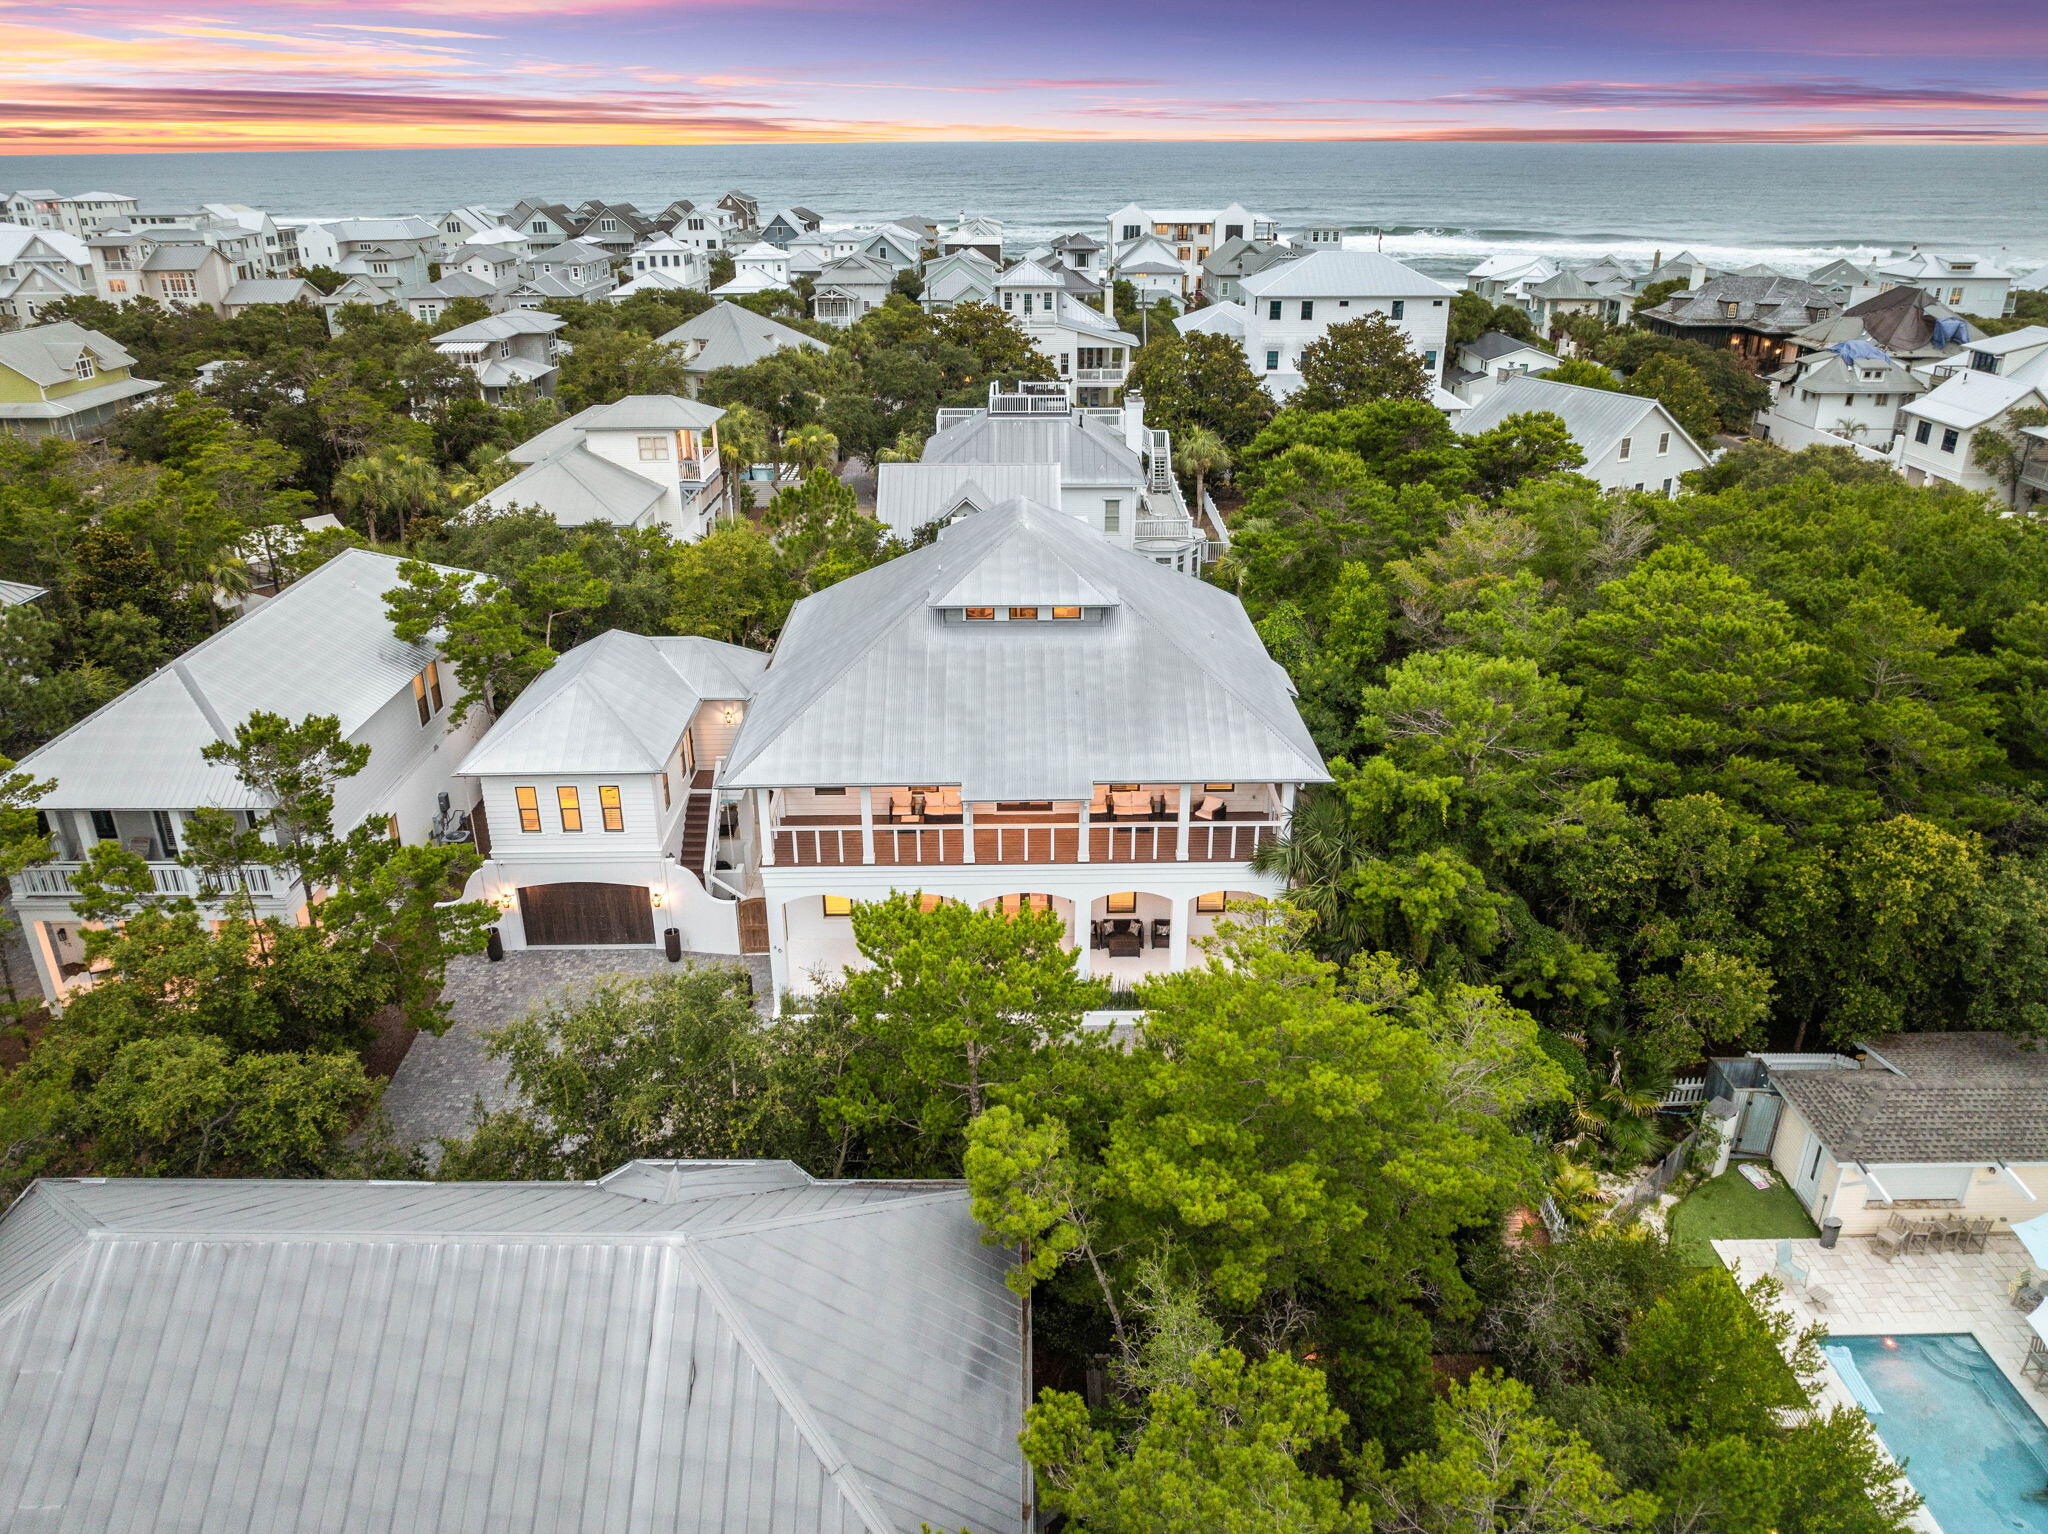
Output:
332,447,447,547
1248,787,1370,959
1173,424,1230,518
783,423,839,477
717,403,770,521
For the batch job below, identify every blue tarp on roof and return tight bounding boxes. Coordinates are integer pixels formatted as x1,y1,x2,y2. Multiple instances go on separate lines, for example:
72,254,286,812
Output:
1829,339,1889,362
1932,316,1972,347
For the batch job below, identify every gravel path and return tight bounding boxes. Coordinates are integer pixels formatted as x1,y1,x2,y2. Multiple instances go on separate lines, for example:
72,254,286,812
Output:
378,948,769,1147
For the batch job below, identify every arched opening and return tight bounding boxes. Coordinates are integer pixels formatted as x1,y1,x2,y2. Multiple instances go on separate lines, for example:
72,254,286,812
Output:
1087,891,1177,986
1189,889,1264,956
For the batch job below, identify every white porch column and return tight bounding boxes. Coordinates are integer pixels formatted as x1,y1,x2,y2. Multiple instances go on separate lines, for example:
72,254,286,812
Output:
1077,793,1091,863
755,788,776,865
1074,899,1093,979
961,795,975,864
1176,781,1194,861
1169,893,1192,972
766,897,791,1002
22,919,64,1011
859,786,875,863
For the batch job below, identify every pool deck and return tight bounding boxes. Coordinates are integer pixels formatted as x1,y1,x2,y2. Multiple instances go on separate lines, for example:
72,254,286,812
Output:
1717,1231,2046,1534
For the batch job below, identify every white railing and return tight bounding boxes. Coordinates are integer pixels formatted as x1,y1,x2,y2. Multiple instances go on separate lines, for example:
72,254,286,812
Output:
14,861,280,899
1075,367,1125,384
1184,822,1279,861
766,816,1281,867
981,823,1072,863
1146,428,1173,492
1135,514,1198,544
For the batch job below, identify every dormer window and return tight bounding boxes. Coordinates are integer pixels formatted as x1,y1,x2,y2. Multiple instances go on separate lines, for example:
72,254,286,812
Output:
72,353,96,381
1051,606,1082,619
964,607,996,620
1008,607,1039,621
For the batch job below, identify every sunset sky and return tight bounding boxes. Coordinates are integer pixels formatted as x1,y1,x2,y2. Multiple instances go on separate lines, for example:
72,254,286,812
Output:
4,0,2048,154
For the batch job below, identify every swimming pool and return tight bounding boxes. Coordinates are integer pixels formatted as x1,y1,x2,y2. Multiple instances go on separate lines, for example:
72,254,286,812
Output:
1830,1333,2048,1533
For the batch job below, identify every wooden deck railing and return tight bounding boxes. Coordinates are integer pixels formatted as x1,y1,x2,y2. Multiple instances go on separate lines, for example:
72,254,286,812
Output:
772,820,1277,867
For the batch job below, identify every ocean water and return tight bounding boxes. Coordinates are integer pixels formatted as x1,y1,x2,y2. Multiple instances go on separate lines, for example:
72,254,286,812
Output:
3,141,2044,280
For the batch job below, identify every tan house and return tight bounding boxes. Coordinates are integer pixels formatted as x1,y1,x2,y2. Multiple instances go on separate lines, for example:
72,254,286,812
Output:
0,321,162,439
1760,1034,2048,1238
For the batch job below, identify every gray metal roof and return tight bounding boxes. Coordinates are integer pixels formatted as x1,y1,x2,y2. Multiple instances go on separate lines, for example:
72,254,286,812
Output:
221,277,316,306
723,497,1328,798
0,1162,1025,1534
1238,248,1452,300
0,579,49,606
1464,330,1555,364
1774,1032,2048,1163
0,321,138,387
658,301,828,373
461,631,767,775
580,394,724,432
873,462,1063,538
1452,374,1684,463
476,443,667,527
13,549,451,812
922,411,1141,487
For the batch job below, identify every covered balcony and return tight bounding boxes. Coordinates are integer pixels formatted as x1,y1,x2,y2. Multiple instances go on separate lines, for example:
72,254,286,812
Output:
18,806,290,905
760,782,1288,869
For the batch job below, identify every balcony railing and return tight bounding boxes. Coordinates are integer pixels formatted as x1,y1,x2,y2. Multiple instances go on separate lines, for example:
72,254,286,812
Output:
771,819,1277,867
13,861,280,899
1074,367,1126,384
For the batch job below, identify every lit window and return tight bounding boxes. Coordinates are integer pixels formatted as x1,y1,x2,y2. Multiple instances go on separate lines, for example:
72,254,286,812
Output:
1204,782,1236,793
1196,891,1227,913
964,607,995,620
638,436,670,460
557,786,583,832
1106,891,1137,914
1051,606,1083,619
661,772,671,810
425,661,443,712
412,671,431,726
824,895,854,917
516,786,541,832
385,814,401,841
599,785,624,832
1008,607,1039,621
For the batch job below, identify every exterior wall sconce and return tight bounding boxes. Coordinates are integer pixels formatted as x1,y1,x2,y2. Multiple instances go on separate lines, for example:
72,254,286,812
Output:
650,886,665,907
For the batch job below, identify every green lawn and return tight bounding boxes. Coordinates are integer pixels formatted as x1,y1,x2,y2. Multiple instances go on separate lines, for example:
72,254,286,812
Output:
1668,1167,1820,1266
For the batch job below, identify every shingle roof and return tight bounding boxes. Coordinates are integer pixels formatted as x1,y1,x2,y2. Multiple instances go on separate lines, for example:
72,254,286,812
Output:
659,301,828,372
1465,330,1555,364
12,549,452,811
723,498,1328,798
1773,1032,2048,1163
461,630,766,774
0,1162,1025,1534
1641,273,1840,334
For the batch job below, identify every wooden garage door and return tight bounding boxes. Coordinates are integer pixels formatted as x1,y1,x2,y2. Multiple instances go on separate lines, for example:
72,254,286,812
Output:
517,883,656,946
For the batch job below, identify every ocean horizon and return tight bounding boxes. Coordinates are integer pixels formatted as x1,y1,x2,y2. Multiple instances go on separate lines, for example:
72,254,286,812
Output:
3,140,2044,281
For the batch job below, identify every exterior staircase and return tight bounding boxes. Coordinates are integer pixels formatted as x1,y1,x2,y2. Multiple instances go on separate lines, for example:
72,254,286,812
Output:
677,770,715,884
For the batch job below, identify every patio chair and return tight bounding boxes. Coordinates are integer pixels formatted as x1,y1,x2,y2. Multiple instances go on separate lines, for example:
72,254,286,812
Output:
1774,1240,1810,1289
1150,917,1170,950
1869,1222,1905,1262
1967,1217,1995,1253
1192,796,1223,821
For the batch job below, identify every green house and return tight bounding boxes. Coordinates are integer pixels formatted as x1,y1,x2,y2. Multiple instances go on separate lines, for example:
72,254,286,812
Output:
0,320,161,439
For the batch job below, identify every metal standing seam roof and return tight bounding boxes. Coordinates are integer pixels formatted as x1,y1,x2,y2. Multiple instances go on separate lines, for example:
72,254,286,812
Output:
220,277,316,306
0,321,137,387
476,444,668,527
12,548,454,812
921,411,1143,487
1452,373,1693,463
658,301,828,373
873,462,1064,538
0,1162,1026,1534
1905,366,2048,431
434,310,566,344
1238,248,1453,301
0,578,47,606
459,631,767,776
722,497,1328,799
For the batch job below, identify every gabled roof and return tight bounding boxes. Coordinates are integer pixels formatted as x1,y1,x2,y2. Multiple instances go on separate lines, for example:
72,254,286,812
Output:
529,238,610,265
0,320,136,385
434,310,566,344
814,253,894,285
0,1162,1024,1534
461,631,766,775
1237,248,1453,300
318,215,437,243
1878,250,2015,282
477,442,667,526
873,462,1065,538
579,393,725,432
657,300,828,372
1904,366,2048,431
0,224,90,266
1464,330,1555,364
996,257,1063,288
1641,273,1840,334
221,276,318,306
397,271,503,302
0,578,47,606
1455,374,1697,463
13,549,452,811
723,498,1328,798
139,243,215,272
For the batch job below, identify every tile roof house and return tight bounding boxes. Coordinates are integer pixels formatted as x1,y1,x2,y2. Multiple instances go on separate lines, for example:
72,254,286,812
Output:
477,394,727,539
0,1160,1028,1534
1761,1034,2048,1236
6,547,485,1006
0,320,161,440
1636,272,1843,371
1454,374,1710,493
